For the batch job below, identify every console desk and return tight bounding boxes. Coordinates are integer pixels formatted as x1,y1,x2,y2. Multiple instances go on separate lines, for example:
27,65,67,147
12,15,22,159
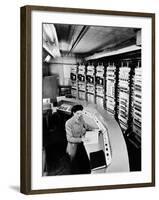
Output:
57,97,130,173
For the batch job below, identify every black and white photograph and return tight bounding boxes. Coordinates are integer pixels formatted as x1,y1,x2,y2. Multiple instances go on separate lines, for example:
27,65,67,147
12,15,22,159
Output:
20,6,155,194
42,23,142,176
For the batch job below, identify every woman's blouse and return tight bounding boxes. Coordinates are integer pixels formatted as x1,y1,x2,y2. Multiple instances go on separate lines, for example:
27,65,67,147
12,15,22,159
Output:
65,117,91,143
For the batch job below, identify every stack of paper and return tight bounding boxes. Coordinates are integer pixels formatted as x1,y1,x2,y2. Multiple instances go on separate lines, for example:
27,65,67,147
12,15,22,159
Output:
84,130,99,145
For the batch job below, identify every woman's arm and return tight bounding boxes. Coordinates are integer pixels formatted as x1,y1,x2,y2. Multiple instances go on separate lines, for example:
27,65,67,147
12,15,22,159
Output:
83,121,93,131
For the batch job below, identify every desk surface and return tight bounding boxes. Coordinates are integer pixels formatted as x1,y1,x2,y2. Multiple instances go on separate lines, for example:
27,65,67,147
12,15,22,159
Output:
57,97,130,173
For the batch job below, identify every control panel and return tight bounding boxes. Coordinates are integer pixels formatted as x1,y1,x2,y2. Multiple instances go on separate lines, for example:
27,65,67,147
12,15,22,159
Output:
78,64,86,100
106,63,117,115
57,103,72,114
70,65,78,98
117,63,131,132
132,63,141,139
86,64,95,103
83,110,112,167
95,64,105,108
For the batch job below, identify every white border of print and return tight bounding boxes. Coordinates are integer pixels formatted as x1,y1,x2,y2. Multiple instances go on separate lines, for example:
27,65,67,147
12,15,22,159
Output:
31,10,152,190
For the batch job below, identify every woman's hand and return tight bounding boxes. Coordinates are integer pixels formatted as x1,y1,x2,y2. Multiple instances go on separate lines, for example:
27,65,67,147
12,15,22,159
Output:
81,136,89,143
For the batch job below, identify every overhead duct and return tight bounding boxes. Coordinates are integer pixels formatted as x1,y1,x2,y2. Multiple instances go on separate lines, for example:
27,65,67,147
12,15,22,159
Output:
43,24,61,58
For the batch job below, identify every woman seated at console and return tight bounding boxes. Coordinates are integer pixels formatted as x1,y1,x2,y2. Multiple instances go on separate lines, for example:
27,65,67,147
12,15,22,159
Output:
65,104,92,174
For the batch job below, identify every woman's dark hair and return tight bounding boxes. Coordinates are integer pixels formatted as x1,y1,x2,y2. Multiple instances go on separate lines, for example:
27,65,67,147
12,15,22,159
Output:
71,104,83,116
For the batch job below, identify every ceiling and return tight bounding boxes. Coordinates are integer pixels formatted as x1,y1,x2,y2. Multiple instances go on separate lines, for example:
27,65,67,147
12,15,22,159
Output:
54,24,138,56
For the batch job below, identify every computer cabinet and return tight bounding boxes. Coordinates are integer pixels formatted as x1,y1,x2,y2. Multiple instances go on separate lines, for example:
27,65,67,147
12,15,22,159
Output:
95,64,105,108
70,65,78,98
69,50,141,147
78,64,87,100
86,64,96,104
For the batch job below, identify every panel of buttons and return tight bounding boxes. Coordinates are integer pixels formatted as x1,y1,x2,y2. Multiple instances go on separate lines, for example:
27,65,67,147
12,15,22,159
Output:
57,103,72,113
83,110,112,167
